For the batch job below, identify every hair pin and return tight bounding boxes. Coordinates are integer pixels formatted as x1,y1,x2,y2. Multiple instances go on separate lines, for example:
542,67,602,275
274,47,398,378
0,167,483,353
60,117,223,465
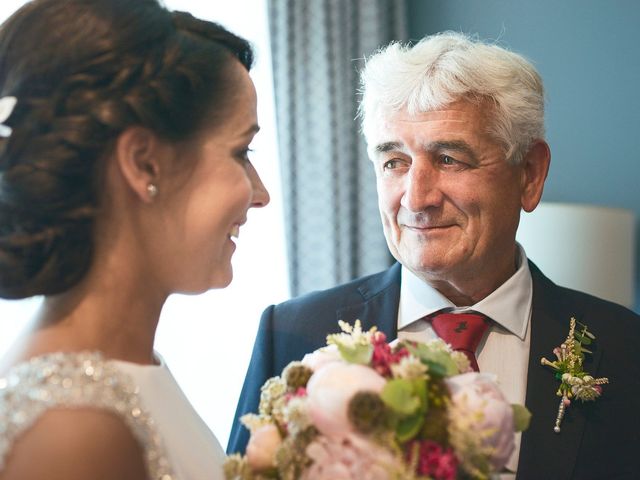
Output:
0,96,17,138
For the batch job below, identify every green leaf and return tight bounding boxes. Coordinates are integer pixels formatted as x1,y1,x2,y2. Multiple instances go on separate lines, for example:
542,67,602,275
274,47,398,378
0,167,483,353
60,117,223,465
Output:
576,322,596,340
405,343,459,376
574,333,592,345
336,343,373,365
511,404,532,432
380,379,420,415
412,379,429,413
396,412,425,443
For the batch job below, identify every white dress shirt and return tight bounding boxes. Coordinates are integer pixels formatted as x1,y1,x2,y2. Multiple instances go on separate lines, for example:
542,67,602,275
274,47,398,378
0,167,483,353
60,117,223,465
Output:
397,245,532,476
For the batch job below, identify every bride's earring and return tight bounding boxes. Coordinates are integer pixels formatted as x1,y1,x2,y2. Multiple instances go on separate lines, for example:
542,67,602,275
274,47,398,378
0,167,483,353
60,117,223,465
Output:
147,183,158,199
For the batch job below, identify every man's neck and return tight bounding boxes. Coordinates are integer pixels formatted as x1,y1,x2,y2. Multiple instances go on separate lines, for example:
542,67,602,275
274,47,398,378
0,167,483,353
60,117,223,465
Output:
417,251,520,307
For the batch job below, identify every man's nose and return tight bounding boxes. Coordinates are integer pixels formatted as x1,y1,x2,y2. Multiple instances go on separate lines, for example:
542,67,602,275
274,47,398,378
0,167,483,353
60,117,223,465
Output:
400,162,443,212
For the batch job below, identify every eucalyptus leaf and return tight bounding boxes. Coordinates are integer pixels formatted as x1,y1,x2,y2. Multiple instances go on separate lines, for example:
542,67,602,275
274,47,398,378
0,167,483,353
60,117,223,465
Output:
336,343,373,365
405,343,459,376
380,379,420,415
413,378,428,413
396,412,424,443
511,404,532,432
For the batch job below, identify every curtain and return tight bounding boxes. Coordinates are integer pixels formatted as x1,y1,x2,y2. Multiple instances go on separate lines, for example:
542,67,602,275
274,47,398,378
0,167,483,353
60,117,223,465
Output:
268,0,407,296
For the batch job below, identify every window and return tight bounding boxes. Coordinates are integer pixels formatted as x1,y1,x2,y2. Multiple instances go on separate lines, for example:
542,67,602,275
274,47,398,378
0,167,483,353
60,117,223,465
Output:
0,0,289,447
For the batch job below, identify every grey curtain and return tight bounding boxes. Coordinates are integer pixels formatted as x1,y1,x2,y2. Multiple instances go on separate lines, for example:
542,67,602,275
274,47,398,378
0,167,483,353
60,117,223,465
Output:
268,0,407,296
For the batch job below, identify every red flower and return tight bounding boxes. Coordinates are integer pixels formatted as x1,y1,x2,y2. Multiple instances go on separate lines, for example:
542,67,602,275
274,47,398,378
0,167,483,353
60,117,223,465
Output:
407,440,458,480
370,332,409,377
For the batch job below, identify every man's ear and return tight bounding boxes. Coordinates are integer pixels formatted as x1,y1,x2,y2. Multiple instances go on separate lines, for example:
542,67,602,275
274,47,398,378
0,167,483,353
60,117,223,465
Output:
520,140,551,213
114,127,165,203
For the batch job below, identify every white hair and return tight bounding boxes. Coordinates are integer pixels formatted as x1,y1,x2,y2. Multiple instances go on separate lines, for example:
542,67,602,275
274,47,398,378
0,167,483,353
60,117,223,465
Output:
359,32,545,164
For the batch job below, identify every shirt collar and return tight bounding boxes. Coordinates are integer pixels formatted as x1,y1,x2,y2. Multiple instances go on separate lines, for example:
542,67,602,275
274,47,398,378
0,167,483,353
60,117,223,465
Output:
398,244,532,339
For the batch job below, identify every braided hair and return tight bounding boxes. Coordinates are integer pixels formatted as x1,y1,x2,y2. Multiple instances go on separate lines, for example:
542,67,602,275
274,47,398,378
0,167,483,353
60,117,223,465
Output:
0,0,254,299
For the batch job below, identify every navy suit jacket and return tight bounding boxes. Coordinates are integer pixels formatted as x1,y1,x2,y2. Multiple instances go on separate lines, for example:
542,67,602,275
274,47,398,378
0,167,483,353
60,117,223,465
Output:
228,262,640,479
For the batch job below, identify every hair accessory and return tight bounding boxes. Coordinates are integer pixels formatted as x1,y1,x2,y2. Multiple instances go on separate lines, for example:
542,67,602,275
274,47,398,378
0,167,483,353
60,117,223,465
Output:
0,96,17,138
147,183,158,198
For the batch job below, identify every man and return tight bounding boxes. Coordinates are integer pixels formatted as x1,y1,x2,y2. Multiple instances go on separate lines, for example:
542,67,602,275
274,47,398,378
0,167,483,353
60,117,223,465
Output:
229,32,640,479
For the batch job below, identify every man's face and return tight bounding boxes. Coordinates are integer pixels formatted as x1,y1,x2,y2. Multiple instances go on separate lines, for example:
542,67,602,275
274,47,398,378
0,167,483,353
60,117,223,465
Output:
369,100,543,290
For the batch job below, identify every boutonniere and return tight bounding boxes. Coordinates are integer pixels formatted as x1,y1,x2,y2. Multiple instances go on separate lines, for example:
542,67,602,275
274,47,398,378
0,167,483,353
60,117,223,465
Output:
540,317,608,433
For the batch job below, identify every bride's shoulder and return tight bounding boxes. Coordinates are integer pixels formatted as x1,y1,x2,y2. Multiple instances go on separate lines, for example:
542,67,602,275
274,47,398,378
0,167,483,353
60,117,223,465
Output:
0,352,174,479
0,407,148,479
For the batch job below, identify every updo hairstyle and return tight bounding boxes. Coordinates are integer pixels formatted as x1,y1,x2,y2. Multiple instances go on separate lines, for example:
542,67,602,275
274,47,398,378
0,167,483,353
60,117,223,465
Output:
0,0,254,299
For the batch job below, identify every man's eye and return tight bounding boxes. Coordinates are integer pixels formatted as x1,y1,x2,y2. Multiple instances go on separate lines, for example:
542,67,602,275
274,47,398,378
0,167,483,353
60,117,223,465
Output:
383,159,401,170
441,155,457,165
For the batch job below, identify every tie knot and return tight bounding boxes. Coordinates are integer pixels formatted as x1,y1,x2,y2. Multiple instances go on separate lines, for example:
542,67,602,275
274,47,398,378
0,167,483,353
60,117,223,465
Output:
429,311,490,371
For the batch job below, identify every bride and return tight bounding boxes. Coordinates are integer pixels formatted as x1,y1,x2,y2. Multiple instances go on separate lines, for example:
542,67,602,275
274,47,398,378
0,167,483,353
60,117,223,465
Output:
0,0,269,478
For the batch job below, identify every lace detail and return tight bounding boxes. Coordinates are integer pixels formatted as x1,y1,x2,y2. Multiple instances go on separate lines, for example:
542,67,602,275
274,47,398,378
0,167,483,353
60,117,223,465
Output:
0,351,177,479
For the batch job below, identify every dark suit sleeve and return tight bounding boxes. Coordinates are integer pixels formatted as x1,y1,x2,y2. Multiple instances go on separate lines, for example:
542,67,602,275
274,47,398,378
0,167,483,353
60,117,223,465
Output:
226,305,276,454
225,267,399,454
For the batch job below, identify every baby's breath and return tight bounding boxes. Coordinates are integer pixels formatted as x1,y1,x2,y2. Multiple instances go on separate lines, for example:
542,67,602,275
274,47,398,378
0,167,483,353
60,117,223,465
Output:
390,355,429,380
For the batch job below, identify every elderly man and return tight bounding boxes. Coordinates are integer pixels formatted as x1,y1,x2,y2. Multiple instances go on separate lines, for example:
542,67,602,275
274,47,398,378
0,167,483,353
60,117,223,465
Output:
229,32,639,479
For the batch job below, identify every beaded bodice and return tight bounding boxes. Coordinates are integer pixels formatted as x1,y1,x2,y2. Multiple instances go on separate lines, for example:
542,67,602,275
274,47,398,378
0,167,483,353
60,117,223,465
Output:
0,351,176,479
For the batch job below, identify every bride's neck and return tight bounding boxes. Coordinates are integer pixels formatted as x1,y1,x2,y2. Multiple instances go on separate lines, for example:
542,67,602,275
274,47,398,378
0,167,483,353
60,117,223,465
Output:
13,249,166,367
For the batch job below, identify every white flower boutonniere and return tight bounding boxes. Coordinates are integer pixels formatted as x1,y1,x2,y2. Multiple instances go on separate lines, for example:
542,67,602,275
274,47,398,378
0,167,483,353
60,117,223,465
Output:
541,317,609,433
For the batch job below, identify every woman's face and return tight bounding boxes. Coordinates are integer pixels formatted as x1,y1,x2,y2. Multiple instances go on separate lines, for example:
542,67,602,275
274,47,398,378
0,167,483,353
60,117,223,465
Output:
155,62,269,293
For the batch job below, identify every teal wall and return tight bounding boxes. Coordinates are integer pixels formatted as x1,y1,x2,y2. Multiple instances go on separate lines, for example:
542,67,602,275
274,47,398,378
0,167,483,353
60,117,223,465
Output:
407,0,640,312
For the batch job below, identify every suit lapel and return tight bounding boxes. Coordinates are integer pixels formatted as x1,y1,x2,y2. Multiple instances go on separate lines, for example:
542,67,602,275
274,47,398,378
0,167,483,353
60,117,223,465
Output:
336,263,401,341
517,262,602,479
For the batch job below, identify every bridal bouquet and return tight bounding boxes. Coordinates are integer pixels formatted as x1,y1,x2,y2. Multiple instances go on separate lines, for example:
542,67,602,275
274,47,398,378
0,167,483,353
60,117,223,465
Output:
224,321,530,480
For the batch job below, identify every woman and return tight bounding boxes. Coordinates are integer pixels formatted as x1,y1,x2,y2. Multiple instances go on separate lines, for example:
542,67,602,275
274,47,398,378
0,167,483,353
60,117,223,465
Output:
0,0,269,478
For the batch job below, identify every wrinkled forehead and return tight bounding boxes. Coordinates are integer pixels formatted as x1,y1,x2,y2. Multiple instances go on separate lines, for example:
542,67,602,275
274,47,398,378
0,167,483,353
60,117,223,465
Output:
363,99,497,157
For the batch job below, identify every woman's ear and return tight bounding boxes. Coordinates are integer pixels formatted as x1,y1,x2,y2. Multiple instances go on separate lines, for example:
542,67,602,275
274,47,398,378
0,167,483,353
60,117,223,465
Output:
114,127,167,203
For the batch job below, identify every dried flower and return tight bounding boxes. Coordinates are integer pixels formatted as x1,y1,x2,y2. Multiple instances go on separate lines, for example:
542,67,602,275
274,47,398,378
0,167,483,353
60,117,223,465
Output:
541,318,609,433
348,391,390,434
283,362,313,390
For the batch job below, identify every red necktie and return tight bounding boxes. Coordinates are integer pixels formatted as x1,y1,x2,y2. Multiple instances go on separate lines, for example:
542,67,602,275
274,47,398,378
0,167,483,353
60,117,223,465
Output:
429,312,490,372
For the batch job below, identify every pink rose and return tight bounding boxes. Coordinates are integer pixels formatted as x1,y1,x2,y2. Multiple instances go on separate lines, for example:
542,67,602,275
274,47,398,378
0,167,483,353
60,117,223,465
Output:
245,424,282,471
302,434,401,480
445,372,515,471
306,362,386,438
301,345,342,372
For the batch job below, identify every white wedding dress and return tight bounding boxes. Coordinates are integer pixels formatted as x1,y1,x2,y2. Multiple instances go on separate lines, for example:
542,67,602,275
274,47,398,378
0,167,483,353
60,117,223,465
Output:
0,351,225,479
